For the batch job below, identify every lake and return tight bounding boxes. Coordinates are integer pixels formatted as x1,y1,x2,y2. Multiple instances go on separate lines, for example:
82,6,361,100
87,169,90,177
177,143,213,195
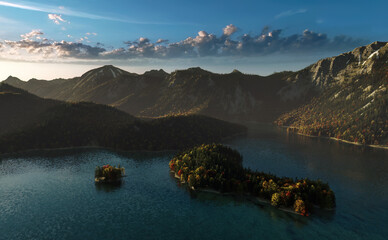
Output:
1,125,387,240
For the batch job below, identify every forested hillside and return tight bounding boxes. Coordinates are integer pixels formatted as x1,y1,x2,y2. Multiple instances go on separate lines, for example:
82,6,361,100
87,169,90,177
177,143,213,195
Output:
0,83,246,153
276,44,388,146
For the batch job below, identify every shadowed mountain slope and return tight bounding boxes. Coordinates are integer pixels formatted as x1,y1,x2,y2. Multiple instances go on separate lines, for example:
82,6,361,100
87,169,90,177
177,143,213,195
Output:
3,66,303,122
0,84,246,153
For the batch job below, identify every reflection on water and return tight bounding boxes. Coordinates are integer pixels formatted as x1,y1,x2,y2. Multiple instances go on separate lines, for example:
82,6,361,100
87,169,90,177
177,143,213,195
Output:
95,181,124,192
231,124,388,194
0,124,387,240
173,172,335,227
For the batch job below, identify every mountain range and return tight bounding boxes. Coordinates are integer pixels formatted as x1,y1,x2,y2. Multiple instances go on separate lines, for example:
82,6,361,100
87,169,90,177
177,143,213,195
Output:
3,65,300,122
2,41,388,147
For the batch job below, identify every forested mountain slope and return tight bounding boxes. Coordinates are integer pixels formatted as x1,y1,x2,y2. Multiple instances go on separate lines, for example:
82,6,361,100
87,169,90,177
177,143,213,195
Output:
0,83,246,153
276,42,388,146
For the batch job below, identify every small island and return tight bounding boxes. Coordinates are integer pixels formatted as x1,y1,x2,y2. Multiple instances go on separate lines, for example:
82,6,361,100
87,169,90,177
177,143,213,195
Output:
95,164,125,183
169,144,335,216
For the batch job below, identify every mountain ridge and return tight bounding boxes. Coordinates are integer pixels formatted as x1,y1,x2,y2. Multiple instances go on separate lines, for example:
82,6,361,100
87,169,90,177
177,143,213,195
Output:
3,41,387,125
2,65,298,122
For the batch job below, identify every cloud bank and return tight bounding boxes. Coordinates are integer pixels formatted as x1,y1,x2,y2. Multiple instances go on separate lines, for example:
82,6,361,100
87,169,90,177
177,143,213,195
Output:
0,25,367,62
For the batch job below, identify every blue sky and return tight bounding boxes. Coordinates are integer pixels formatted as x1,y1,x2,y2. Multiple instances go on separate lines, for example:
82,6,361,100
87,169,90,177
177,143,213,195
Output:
0,0,386,80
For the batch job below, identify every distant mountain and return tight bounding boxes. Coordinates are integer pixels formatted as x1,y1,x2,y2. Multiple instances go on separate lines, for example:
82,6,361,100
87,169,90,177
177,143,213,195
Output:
3,66,305,122
275,41,388,146
0,83,246,153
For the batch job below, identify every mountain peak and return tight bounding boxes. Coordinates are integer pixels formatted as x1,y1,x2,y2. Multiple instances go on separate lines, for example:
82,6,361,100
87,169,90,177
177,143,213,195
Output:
101,65,119,70
100,65,123,72
351,41,387,60
370,41,387,48
80,65,133,81
4,75,22,82
3,76,24,88
143,69,168,77
173,67,211,75
187,67,208,72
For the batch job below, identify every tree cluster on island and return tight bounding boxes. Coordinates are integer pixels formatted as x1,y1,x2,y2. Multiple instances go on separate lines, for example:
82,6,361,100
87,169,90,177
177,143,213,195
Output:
169,144,336,216
95,164,125,183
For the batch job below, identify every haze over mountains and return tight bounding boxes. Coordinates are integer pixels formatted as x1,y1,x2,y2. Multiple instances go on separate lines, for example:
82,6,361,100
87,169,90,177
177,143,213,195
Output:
2,41,388,147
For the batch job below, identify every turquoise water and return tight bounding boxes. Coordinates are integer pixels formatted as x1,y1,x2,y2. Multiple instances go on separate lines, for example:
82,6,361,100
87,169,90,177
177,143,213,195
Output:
1,126,387,240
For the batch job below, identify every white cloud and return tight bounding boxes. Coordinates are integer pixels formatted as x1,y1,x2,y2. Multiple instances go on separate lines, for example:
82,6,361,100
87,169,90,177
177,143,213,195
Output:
0,30,105,62
48,14,68,24
20,30,44,40
223,24,237,36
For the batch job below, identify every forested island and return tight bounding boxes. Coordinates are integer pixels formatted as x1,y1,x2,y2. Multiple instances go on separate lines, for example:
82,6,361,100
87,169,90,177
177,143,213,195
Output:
95,164,125,183
170,144,336,216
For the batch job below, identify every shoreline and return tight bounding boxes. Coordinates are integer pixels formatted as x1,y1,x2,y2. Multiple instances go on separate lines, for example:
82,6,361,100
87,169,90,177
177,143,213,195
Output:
0,130,247,157
280,125,388,150
0,145,177,158
171,170,303,216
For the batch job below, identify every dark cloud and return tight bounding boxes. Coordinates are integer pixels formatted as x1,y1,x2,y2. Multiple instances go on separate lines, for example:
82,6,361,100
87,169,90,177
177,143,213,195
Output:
0,26,368,61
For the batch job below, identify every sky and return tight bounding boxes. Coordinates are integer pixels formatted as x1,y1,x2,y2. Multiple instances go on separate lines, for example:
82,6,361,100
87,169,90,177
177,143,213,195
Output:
0,0,386,80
